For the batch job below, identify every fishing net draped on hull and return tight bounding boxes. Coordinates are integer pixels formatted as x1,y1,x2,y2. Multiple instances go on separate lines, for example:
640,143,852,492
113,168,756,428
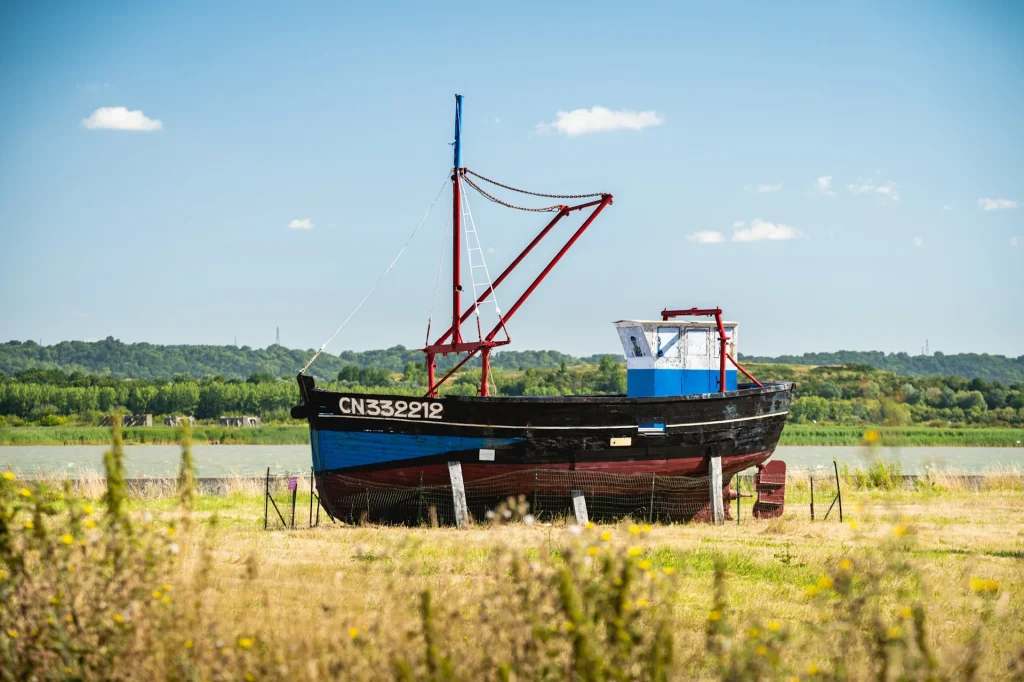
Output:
316,468,736,526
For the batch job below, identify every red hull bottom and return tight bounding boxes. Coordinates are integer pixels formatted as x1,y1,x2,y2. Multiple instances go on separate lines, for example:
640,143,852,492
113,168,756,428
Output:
322,450,774,490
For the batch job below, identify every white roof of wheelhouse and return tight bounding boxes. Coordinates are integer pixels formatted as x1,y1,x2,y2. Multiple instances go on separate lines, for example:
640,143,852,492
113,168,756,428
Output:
613,319,737,327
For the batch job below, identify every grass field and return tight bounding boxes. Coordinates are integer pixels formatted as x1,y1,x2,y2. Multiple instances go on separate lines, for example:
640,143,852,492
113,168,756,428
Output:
3,423,1024,447
3,466,1023,680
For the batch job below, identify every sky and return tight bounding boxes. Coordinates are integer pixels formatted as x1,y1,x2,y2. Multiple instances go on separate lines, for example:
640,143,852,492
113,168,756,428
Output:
0,0,1021,360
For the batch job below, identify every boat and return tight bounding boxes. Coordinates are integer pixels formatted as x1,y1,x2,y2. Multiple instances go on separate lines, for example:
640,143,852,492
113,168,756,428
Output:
292,95,794,524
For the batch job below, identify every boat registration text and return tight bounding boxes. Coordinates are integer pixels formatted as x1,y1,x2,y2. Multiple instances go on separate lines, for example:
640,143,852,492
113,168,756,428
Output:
338,396,443,420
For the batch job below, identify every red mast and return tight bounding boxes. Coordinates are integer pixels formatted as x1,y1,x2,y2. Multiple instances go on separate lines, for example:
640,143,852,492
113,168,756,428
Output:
423,94,612,397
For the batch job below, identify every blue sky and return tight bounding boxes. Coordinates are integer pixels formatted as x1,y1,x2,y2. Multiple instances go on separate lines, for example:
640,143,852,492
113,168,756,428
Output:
0,1,1021,359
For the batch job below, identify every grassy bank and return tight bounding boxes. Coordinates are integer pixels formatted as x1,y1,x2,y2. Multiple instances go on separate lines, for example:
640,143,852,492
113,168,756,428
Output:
779,424,1024,447
0,424,310,446
3,423,1024,447
3,473,1023,680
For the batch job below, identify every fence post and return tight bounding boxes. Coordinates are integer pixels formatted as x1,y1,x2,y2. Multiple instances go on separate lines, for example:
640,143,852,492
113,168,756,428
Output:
417,471,424,526
736,476,740,524
648,474,656,524
709,457,724,525
309,468,314,527
833,460,843,522
571,490,589,525
290,481,297,529
264,467,270,530
810,475,815,521
533,468,539,518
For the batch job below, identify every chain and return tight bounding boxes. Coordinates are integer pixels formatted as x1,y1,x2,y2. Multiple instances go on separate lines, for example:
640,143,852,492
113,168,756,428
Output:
464,168,604,200
461,174,565,212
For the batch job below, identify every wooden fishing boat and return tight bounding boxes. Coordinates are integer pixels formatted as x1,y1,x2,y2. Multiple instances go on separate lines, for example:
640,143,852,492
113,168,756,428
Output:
292,95,793,522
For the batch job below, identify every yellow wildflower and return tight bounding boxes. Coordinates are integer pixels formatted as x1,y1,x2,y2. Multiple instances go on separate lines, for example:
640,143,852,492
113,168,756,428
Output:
816,576,834,590
113,614,124,624
238,637,253,649
641,523,652,533
162,596,171,605
899,606,912,618
49,596,60,605
847,520,859,530
839,559,852,571
221,647,230,656
636,598,650,608
600,531,612,542
24,520,34,530
6,630,17,638
162,584,171,592
612,576,623,586
166,527,176,537
768,620,781,632
585,521,595,529
47,617,56,625
348,627,360,640
61,534,74,546
83,504,94,515
152,590,162,600
245,674,255,682
755,645,768,656
969,578,999,593
663,566,676,575
0,571,7,580
2,471,14,480
18,488,31,498
807,663,820,674
805,585,820,597
84,519,96,529
888,626,902,639
586,546,599,556
66,615,73,623
638,559,652,570
563,621,575,632
627,546,642,557
646,570,656,579
66,564,75,573
708,610,722,622
184,640,193,649
748,627,761,638
629,524,640,535
864,429,880,443
891,524,907,537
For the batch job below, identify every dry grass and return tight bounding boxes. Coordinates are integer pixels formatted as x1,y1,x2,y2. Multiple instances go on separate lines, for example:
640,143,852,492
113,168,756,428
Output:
4,456,1024,679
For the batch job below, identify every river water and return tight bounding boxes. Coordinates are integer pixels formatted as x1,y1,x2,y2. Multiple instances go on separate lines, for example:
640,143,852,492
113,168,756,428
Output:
0,444,1022,478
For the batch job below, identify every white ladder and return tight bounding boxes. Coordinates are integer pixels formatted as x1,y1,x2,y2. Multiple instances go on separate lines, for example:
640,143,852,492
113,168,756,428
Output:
458,176,506,342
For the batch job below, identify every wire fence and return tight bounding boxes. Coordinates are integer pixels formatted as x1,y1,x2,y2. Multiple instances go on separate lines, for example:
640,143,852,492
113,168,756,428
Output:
262,461,845,529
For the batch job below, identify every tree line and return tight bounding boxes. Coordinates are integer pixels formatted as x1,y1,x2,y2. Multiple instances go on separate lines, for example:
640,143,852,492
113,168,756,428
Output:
739,350,1024,383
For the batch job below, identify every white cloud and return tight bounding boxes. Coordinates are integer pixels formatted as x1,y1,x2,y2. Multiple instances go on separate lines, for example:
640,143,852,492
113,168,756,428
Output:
746,183,783,193
942,204,952,211
978,197,1017,211
848,179,899,201
731,218,799,242
815,176,835,196
687,231,726,244
287,218,313,230
536,106,664,136
913,237,924,247
732,220,746,228
487,246,500,254
81,106,163,131
1011,236,1019,248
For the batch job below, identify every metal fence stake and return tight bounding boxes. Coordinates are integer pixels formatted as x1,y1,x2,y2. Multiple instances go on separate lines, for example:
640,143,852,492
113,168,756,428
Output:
810,475,815,521
309,468,314,527
417,471,424,526
264,467,269,530
834,460,843,522
648,474,656,524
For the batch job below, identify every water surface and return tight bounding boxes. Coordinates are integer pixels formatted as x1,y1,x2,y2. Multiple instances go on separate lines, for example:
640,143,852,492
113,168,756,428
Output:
1,444,1021,478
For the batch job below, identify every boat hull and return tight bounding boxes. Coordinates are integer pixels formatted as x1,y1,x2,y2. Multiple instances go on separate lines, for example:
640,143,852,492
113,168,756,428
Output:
293,376,793,522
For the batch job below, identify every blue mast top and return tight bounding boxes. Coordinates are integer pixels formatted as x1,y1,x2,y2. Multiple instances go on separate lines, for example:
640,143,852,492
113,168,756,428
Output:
453,94,463,169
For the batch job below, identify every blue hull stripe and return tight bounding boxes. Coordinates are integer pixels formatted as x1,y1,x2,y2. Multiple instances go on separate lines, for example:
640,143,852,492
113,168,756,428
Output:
627,369,738,397
313,429,524,471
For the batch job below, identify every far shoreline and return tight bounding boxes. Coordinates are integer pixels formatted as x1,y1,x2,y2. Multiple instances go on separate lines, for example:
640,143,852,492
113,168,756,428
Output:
1,424,1022,448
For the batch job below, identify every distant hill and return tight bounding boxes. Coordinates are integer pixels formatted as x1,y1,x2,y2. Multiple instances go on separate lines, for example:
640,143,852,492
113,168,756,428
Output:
0,338,618,382
2,338,1021,383
738,350,1024,384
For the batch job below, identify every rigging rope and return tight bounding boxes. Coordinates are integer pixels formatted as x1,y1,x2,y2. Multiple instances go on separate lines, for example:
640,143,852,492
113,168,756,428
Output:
464,168,604,200
424,194,452,345
300,176,450,375
461,174,564,212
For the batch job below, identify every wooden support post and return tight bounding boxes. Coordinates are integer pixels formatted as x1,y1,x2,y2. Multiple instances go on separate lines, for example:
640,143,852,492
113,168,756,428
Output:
263,467,269,530
448,461,469,528
570,490,588,525
709,457,724,525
